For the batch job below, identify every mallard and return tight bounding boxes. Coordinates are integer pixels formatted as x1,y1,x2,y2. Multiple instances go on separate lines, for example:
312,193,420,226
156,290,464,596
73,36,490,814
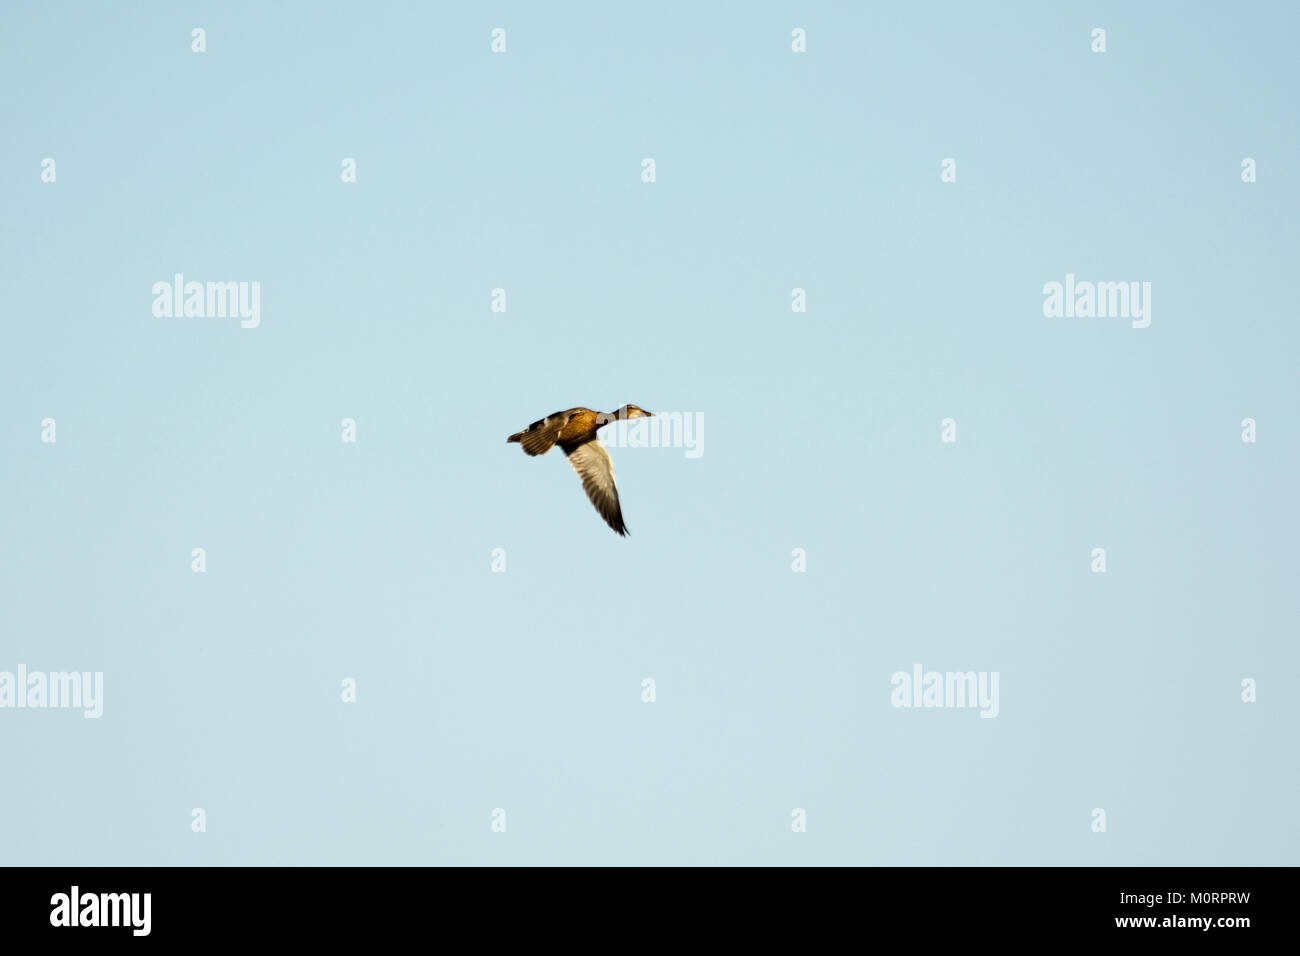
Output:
507,405,654,536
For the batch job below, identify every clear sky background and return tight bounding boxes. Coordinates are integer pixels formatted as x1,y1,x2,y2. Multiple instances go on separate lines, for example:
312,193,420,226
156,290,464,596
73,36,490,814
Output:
1,1,1296,865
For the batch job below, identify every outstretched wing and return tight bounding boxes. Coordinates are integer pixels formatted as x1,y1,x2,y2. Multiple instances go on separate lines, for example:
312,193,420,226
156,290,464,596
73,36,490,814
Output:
508,410,570,457
561,439,627,536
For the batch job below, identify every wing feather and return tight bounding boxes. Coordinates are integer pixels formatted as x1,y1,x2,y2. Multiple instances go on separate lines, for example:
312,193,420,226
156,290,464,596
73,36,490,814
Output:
509,410,569,456
562,439,627,536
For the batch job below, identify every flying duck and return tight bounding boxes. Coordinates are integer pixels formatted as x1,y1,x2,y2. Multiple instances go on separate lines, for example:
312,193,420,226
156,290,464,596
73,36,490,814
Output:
507,405,654,536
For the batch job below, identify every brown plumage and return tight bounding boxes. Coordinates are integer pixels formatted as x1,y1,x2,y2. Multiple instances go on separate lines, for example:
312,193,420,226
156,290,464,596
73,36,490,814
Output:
507,405,654,536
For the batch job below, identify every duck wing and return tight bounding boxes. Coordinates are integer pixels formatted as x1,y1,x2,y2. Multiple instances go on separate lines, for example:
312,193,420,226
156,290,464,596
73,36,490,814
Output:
508,409,573,456
561,438,628,536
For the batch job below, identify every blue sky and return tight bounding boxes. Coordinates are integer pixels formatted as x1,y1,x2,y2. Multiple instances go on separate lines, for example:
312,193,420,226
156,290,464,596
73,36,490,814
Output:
1,1,1296,864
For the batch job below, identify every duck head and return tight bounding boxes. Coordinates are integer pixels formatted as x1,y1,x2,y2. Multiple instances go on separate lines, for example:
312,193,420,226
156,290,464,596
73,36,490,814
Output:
597,404,654,427
613,404,654,420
